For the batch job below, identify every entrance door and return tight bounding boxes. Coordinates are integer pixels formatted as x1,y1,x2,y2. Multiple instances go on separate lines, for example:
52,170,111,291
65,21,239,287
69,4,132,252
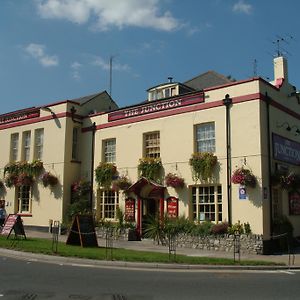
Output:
142,198,159,235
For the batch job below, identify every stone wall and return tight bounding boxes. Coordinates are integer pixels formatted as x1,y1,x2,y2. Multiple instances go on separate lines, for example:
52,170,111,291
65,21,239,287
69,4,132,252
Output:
96,227,264,255
174,233,264,255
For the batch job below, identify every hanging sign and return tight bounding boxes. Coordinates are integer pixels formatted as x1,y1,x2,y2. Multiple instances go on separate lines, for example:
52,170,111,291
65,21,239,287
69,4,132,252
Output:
167,197,178,218
125,198,135,222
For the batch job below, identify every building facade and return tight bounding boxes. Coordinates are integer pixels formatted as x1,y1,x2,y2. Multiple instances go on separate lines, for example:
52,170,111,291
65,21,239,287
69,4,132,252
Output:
0,56,300,252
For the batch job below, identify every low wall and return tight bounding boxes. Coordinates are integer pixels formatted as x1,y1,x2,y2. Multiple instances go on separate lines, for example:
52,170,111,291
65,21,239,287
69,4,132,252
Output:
96,227,264,255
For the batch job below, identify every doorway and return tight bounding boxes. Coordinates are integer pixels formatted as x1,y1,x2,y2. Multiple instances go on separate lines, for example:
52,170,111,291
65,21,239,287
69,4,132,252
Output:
142,198,159,235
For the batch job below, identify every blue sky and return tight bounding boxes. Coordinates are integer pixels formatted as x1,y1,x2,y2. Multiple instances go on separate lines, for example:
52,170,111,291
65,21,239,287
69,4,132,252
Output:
1,0,300,114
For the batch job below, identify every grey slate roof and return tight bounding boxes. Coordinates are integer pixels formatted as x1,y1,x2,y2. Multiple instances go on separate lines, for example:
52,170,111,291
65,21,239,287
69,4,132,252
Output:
184,70,233,91
70,91,108,105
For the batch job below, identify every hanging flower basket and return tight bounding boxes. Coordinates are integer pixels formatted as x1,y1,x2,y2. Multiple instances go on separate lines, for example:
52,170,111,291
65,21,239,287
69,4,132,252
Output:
189,152,217,182
231,167,256,188
30,160,44,177
165,173,185,189
95,163,117,187
4,173,18,188
16,173,34,187
71,179,91,199
138,157,162,181
4,160,44,178
273,172,300,191
40,172,59,187
112,175,132,192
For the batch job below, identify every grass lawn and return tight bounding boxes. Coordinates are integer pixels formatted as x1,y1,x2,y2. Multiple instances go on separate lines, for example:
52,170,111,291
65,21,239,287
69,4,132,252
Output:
0,235,283,266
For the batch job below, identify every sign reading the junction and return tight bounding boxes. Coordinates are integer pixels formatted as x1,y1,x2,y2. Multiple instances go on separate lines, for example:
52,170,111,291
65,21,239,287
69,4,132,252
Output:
0,109,40,125
108,92,204,122
272,133,300,165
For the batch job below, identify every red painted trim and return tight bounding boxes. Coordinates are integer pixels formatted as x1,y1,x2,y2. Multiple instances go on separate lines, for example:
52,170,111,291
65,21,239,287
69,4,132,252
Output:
18,214,32,217
137,197,141,237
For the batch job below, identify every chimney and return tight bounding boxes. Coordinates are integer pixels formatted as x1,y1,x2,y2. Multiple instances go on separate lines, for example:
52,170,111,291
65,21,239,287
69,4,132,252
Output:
273,56,288,87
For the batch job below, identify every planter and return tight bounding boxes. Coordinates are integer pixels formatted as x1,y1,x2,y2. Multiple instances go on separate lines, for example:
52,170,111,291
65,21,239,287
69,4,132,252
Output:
41,172,59,187
231,167,256,188
138,157,162,181
95,163,117,187
165,173,185,189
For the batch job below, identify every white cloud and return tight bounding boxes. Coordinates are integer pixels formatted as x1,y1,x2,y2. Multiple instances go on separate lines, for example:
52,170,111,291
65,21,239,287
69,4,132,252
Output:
36,0,180,31
92,56,130,72
24,43,58,67
71,61,82,80
232,0,253,14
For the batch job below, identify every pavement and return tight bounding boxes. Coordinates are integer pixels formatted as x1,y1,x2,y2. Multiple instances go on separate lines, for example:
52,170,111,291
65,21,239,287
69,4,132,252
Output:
1,229,300,270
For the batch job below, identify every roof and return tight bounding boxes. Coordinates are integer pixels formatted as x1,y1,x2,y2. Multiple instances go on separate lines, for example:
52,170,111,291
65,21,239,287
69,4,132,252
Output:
70,91,110,106
184,70,233,91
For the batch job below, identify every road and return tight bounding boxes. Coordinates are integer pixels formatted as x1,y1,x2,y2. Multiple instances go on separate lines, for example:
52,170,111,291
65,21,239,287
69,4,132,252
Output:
0,256,300,299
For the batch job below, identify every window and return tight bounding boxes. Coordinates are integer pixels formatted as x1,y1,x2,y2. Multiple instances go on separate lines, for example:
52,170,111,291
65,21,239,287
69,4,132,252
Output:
22,131,31,161
192,185,222,222
10,133,19,162
17,186,31,213
34,128,44,160
195,122,215,153
98,190,119,219
144,131,160,158
103,139,116,163
72,127,79,160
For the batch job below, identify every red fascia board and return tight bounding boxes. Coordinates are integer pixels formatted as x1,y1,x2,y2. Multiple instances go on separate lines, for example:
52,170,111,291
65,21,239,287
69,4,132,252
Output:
0,112,68,130
0,107,38,118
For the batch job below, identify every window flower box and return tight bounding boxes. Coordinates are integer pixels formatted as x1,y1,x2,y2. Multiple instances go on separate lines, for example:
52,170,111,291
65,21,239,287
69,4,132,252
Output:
95,163,117,187
189,152,218,182
138,157,162,182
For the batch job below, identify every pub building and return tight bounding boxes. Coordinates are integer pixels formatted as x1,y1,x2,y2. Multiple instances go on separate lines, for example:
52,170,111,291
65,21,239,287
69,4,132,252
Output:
0,55,300,253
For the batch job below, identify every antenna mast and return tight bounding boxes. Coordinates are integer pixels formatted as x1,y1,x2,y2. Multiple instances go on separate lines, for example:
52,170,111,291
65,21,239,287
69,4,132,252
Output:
109,55,113,97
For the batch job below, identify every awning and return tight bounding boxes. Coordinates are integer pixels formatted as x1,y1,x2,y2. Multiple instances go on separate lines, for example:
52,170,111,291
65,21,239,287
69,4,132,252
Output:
127,177,165,199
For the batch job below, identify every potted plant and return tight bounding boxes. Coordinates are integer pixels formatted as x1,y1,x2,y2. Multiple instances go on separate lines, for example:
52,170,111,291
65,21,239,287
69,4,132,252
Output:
30,160,44,177
40,172,59,187
189,152,218,182
165,173,185,189
112,175,132,192
95,163,117,187
277,172,300,191
138,157,162,181
231,167,256,188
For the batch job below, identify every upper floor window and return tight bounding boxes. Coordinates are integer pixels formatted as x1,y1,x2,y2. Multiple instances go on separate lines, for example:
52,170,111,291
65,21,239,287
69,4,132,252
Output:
34,128,44,160
22,131,31,161
195,122,215,153
144,131,160,158
10,133,19,162
72,127,79,160
103,138,116,163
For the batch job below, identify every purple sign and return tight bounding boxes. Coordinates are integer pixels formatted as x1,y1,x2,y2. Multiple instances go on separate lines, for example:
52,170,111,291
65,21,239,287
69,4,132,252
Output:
273,133,300,165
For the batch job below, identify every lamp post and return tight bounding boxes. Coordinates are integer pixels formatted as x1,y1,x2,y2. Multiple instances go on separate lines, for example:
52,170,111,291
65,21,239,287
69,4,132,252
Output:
223,94,232,225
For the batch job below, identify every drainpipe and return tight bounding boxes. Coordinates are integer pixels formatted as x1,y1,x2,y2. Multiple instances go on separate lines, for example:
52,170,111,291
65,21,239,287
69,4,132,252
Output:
90,122,96,212
265,93,273,242
223,94,233,225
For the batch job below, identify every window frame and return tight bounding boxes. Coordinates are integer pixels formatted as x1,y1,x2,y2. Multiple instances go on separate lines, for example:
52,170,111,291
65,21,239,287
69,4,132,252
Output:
17,185,32,214
34,128,44,160
98,190,119,220
195,122,216,153
10,133,19,162
22,131,31,161
144,131,160,158
103,138,116,163
191,185,222,223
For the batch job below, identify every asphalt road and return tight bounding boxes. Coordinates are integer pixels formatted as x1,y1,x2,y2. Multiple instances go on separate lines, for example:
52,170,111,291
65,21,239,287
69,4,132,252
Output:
1,256,300,300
